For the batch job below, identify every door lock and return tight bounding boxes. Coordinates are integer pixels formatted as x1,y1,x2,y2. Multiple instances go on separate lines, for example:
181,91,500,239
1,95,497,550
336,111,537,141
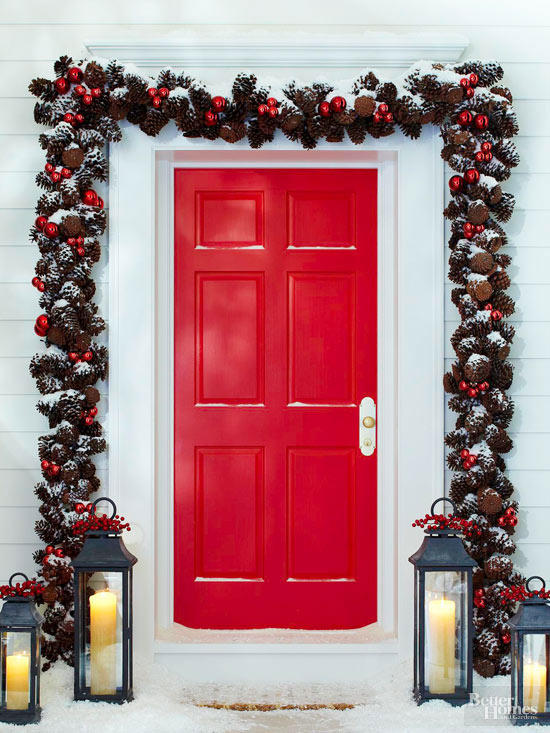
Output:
360,397,376,456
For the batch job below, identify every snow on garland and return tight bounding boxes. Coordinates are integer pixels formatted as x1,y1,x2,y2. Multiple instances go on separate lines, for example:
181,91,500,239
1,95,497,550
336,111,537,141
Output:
28,56,520,675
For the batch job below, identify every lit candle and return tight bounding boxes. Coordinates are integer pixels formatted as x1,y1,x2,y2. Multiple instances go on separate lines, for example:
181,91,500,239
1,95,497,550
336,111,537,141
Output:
90,589,117,694
428,598,456,694
6,653,29,710
524,662,547,713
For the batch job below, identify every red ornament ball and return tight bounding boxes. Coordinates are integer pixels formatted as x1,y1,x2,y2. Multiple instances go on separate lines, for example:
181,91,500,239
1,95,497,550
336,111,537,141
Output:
464,168,480,184
34,324,47,337
373,112,381,123
479,381,489,391
54,548,64,557
204,110,218,126
474,114,489,130
459,78,470,89
502,633,511,645
475,224,485,234
82,189,97,205
147,87,157,98
40,460,50,471
74,84,86,97
55,77,69,94
68,352,78,361
460,449,470,459
266,97,278,108
318,101,331,117
469,73,479,87
465,88,475,99
82,94,93,106
67,67,83,83
475,588,485,598
491,309,503,321
84,416,94,426
44,222,58,238
35,216,47,231
211,95,226,111
61,167,72,179
378,103,389,114
509,516,518,527
152,97,162,109
45,545,54,555
484,152,493,162
45,162,55,173
481,141,492,152
268,106,279,119
384,112,394,123
82,350,93,361
75,113,84,124
468,387,478,398
76,236,84,245
257,104,268,116
76,246,85,257
158,87,170,99
459,380,469,391
475,151,485,163
75,502,85,514
63,112,75,124
49,464,60,476
448,175,464,192
484,303,493,311
91,87,102,98
31,276,40,288
330,96,346,112
89,406,98,417
457,110,473,127
50,171,61,183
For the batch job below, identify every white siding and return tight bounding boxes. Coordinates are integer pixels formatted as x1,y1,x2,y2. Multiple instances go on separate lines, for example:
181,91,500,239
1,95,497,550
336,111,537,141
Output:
0,0,548,583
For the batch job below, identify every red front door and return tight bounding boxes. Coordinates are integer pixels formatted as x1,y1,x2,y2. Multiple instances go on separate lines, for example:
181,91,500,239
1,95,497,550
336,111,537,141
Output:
174,168,377,629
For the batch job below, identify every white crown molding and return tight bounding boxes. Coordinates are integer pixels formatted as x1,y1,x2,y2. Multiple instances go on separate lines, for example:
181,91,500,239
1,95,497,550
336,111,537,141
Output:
85,32,469,70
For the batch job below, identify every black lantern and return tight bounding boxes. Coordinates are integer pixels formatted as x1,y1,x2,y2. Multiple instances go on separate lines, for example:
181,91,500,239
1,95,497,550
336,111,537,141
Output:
71,497,136,704
0,573,43,725
408,497,476,705
508,576,550,725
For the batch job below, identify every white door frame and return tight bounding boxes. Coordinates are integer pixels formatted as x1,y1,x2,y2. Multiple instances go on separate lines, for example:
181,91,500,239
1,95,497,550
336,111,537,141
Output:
108,124,444,681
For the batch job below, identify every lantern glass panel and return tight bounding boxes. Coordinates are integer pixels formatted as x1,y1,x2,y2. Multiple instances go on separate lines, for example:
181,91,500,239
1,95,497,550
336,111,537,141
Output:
424,570,467,695
522,634,549,714
81,571,123,696
1,631,32,711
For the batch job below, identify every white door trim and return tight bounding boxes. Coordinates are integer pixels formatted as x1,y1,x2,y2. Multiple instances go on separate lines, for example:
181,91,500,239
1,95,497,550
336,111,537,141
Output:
108,127,444,681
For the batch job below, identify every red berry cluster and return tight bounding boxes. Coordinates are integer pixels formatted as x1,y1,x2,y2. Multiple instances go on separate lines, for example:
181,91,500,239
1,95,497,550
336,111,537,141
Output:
373,102,393,124
318,96,347,117
68,349,93,363
458,379,490,398
459,72,479,99
501,584,550,605
44,162,72,183
66,235,86,257
457,110,488,132
463,221,485,239
42,544,64,563
460,448,479,470
34,217,58,239
147,86,170,109
80,406,98,426
484,302,503,321
474,587,486,608
411,513,482,538
498,506,518,528
475,140,493,163
74,502,93,514
31,276,45,293
72,511,131,536
258,97,280,119
0,578,44,599
55,66,101,106
34,314,49,337
62,111,85,127
81,189,104,208
40,459,61,479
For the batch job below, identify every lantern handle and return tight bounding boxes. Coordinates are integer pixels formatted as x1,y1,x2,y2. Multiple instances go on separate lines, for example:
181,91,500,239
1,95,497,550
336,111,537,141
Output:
91,496,117,520
430,497,456,516
526,576,546,593
8,572,29,588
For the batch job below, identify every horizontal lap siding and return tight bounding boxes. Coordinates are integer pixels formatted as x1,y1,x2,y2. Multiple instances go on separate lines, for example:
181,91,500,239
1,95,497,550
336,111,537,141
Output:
0,4,548,583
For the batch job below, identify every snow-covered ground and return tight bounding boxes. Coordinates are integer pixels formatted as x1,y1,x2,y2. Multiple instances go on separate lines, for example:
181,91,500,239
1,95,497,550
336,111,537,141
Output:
0,661,521,732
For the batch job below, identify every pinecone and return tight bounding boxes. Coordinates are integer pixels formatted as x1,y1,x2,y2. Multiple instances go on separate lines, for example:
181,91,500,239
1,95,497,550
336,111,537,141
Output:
484,555,513,580
61,147,85,169
470,251,494,275
464,354,491,383
354,95,376,117
474,658,496,678
468,201,490,225
83,61,106,89
466,277,493,302
490,269,511,291
477,487,503,515
60,215,84,239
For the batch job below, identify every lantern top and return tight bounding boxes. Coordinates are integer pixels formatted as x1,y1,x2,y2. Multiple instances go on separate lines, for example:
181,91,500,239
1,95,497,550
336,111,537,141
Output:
409,497,477,569
0,573,44,628
508,576,550,632
70,497,137,570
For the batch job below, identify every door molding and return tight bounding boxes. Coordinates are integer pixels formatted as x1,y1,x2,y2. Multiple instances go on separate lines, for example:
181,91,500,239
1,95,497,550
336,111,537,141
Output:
109,128,444,680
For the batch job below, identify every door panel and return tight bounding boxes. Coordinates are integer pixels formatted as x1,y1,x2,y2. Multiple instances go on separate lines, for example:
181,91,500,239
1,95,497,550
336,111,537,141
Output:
174,168,377,629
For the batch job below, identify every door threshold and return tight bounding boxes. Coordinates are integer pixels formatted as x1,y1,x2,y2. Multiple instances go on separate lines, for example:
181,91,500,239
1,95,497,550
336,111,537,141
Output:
156,621,395,646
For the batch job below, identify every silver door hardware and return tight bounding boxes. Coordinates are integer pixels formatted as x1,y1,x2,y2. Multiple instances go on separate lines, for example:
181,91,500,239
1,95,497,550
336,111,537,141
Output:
359,397,376,456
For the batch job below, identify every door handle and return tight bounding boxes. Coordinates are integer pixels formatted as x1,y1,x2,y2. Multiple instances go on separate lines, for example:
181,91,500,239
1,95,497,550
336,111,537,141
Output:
359,397,376,456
